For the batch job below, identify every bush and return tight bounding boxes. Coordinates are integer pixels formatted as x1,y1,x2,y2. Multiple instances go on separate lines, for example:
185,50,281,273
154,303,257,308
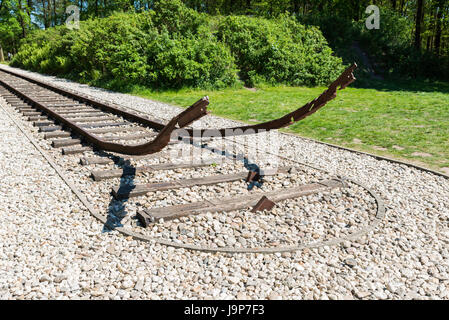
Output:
301,13,358,51
148,34,239,88
302,9,449,82
12,1,344,89
152,0,207,36
68,12,153,83
215,15,343,86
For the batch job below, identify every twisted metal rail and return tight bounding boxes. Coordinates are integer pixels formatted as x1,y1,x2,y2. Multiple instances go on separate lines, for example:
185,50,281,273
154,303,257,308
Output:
182,63,357,138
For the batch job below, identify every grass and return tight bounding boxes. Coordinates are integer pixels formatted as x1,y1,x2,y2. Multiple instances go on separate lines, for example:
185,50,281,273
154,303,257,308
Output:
129,79,449,174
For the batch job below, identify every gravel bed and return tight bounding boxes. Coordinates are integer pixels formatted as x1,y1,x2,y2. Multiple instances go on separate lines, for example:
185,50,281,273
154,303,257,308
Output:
3,100,369,249
1,64,449,300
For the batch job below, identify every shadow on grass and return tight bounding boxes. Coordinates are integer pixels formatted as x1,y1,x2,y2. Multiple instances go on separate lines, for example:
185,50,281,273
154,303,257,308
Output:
352,75,449,94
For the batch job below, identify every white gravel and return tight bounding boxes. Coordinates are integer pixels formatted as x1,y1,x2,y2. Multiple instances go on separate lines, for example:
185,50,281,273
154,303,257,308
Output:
1,64,449,300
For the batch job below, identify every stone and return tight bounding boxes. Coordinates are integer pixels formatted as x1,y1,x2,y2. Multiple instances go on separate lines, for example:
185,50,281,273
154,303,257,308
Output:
267,293,282,300
353,290,370,299
344,258,357,267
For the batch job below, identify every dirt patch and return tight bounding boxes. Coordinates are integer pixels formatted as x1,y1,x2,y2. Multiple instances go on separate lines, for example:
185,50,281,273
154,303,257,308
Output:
441,167,449,175
373,146,387,151
392,145,405,151
352,138,362,144
244,86,257,92
411,152,433,157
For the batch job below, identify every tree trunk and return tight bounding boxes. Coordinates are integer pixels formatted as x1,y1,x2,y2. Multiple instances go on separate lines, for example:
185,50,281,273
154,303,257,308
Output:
43,0,51,28
52,0,56,27
414,0,424,50
0,44,4,62
291,0,299,15
434,0,444,55
399,0,405,14
27,0,33,17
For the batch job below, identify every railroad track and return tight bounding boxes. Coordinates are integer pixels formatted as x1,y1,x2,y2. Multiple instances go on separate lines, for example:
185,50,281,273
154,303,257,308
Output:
0,65,385,253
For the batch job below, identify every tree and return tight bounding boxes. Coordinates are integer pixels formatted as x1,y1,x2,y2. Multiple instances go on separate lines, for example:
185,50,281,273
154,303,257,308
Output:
0,43,4,61
0,0,31,54
434,0,446,54
415,0,424,49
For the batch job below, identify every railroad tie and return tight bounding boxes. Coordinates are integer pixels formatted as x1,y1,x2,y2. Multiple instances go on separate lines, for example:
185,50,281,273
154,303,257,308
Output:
58,112,105,118
23,111,42,117
53,132,157,148
44,131,71,139
80,157,115,165
52,138,82,148
87,126,146,134
69,116,115,123
45,127,153,141
79,121,128,129
79,151,169,166
138,179,344,224
34,120,55,127
39,125,63,132
28,115,50,121
91,158,221,181
19,108,36,113
59,137,179,153
112,167,291,200
62,146,91,155
48,108,95,114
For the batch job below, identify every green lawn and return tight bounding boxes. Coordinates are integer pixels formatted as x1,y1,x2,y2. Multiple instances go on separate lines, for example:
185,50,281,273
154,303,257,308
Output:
131,79,449,174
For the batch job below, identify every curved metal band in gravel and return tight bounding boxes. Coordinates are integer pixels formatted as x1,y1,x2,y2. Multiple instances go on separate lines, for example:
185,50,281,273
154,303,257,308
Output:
0,99,386,254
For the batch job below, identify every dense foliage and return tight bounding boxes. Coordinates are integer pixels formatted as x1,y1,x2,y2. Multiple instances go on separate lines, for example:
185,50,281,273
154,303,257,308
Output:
215,15,343,86
303,8,449,81
2,0,448,83
11,7,239,89
10,0,342,89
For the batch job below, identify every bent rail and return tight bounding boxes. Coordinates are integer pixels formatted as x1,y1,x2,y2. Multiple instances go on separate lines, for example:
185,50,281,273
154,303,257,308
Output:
181,63,357,138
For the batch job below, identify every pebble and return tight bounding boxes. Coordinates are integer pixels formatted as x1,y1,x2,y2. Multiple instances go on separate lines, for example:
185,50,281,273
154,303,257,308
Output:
353,290,371,299
236,292,248,300
228,276,240,284
344,258,357,268
267,293,282,300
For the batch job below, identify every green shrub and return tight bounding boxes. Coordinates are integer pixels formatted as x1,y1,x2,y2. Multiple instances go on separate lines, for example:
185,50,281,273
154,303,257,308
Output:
12,1,345,89
69,12,153,83
215,15,343,86
301,13,359,51
148,34,239,88
152,0,206,36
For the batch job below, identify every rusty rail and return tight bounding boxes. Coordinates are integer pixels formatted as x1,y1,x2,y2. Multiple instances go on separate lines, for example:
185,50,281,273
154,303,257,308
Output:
180,63,357,138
